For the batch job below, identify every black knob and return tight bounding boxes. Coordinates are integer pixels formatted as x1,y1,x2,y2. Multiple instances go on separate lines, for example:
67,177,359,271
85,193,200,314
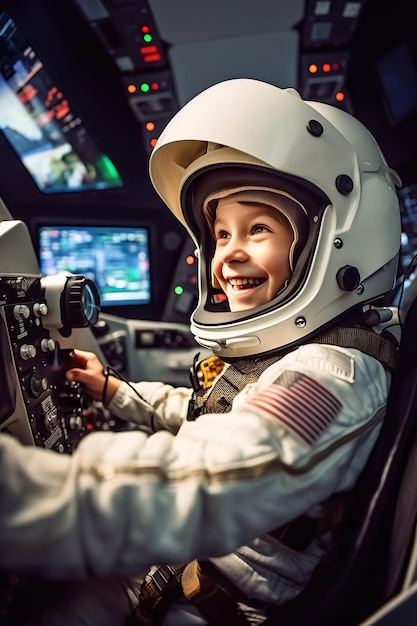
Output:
29,373,48,397
336,265,360,291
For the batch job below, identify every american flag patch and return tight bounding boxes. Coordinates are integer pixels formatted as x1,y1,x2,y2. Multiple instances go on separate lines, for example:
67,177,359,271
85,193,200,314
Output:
247,371,342,446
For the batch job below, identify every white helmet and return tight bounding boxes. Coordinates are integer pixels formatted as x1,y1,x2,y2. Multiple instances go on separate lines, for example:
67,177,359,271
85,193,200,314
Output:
149,78,402,359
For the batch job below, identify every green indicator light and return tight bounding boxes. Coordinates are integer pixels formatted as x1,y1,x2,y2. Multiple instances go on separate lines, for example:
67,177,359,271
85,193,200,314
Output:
174,285,184,295
144,33,152,43
140,83,150,93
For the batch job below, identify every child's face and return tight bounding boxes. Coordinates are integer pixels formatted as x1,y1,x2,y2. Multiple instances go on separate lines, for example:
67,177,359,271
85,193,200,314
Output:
212,201,293,312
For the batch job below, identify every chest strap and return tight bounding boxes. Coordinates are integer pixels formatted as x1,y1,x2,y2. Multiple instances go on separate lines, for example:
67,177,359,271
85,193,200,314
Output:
313,326,399,371
189,326,399,420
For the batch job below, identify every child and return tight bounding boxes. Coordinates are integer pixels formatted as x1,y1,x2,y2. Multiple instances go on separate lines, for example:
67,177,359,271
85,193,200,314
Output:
0,79,402,626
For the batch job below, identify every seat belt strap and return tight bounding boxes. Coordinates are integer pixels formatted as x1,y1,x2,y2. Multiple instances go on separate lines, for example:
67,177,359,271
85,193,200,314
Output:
181,559,250,626
126,559,250,626
125,563,185,626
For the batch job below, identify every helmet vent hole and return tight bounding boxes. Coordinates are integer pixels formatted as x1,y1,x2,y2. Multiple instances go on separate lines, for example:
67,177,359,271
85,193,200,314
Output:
306,120,324,137
336,174,354,194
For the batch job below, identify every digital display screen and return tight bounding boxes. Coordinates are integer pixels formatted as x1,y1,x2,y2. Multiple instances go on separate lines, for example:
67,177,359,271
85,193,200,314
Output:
0,11,123,193
375,41,417,126
38,225,151,307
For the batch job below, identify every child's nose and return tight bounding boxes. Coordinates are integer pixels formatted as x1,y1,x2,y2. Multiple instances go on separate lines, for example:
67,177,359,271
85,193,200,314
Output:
221,237,249,263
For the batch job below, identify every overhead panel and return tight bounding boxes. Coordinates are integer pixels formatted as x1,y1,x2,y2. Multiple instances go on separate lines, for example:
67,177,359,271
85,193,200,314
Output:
73,0,178,154
302,0,363,49
169,31,299,107
148,0,303,106
147,0,305,43
300,50,352,111
298,0,367,111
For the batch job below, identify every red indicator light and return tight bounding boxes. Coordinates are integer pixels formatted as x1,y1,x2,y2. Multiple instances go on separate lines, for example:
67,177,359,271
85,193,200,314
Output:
139,45,161,63
127,83,137,94
145,121,155,131
308,64,318,74
151,82,160,91
185,255,195,265
322,63,331,73
140,45,158,55
335,91,345,102
139,46,161,62
144,53,162,63
150,138,158,147
141,25,150,33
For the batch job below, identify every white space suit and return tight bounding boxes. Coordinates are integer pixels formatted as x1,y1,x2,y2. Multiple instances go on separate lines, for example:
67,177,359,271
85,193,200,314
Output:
0,339,394,624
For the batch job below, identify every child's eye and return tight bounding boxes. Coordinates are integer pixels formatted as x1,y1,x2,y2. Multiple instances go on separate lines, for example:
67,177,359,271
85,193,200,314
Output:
215,230,229,240
252,224,268,234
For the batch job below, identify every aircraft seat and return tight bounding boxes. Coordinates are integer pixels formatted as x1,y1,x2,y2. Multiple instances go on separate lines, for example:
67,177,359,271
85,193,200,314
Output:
264,275,417,626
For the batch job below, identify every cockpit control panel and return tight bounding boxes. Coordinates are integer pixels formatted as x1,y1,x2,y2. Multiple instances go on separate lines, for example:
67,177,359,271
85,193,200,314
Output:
0,272,100,454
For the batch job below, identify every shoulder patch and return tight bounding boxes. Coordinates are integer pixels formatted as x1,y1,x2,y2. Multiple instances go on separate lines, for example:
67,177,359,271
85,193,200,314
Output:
247,371,342,446
295,345,355,383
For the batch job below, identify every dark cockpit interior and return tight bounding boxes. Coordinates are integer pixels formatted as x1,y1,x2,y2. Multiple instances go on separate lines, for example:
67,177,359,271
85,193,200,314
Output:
1,1,417,624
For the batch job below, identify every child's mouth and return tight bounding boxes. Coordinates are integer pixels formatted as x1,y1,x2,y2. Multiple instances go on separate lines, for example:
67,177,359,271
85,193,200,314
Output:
228,278,266,290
